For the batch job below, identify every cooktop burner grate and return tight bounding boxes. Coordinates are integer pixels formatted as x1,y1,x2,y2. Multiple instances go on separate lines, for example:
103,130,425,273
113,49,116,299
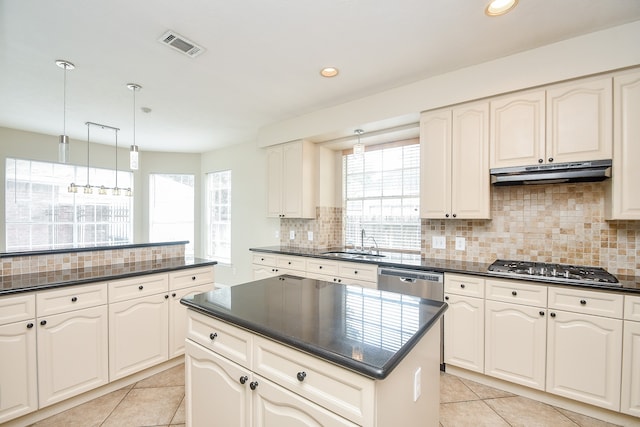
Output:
488,259,619,285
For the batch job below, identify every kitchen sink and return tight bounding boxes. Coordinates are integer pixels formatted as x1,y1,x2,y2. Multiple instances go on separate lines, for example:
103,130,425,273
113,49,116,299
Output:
321,251,386,260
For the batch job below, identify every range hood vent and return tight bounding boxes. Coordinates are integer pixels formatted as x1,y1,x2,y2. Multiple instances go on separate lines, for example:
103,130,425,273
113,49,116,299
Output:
158,30,205,58
490,159,612,186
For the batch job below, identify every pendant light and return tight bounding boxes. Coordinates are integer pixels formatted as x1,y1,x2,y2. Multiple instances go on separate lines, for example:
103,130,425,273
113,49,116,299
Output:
353,129,365,156
127,83,141,170
56,59,75,163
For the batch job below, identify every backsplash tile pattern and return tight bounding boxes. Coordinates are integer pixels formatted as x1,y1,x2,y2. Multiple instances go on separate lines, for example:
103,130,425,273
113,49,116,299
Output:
421,183,640,276
1,244,185,277
280,206,343,249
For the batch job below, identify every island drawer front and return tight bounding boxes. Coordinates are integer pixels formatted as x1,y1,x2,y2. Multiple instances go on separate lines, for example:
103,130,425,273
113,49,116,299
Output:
37,282,107,317
276,255,306,272
169,267,214,291
186,310,252,369
252,335,375,426
548,287,624,318
0,293,35,325
486,279,547,307
625,295,640,321
306,259,339,276
253,253,276,266
109,274,169,303
338,262,377,283
445,273,485,298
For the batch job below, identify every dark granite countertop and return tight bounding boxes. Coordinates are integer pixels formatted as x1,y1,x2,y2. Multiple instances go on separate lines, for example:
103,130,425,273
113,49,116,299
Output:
250,246,640,294
0,257,217,296
181,275,447,379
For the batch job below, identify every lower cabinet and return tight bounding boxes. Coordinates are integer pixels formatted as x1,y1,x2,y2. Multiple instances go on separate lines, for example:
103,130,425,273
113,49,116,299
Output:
169,283,214,358
443,293,484,372
621,318,640,416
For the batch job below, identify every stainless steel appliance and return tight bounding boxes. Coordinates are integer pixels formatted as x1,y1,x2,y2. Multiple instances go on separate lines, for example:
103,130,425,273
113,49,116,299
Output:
490,159,612,186
488,259,619,286
377,267,445,366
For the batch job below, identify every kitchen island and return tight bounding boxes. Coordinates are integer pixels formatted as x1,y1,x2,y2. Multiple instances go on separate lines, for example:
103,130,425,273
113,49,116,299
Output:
181,274,447,427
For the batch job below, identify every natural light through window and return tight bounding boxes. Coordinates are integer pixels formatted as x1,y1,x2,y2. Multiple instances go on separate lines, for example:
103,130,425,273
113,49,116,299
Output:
149,174,195,257
206,170,231,264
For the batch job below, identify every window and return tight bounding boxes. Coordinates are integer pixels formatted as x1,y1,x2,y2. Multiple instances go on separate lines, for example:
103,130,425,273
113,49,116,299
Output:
206,170,231,264
149,174,195,257
343,140,420,253
5,158,133,251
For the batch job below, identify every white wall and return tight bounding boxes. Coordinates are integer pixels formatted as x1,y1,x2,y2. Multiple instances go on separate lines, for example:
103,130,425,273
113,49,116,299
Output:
200,140,279,286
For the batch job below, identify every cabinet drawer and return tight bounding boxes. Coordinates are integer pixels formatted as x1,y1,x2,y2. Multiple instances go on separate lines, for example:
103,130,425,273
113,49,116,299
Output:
0,293,35,325
253,335,375,426
338,262,377,283
548,287,623,318
169,267,214,291
37,283,107,317
445,273,485,297
276,255,306,272
109,274,169,303
625,295,640,321
186,310,252,369
306,259,339,276
486,278,547,307
252,253,276,266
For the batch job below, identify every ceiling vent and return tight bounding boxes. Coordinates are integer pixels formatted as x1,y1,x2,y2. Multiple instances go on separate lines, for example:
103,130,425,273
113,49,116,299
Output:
158,30,205,58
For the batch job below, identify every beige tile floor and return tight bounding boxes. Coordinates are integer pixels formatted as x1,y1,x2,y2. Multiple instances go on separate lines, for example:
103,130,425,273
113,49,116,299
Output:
31,364,622,427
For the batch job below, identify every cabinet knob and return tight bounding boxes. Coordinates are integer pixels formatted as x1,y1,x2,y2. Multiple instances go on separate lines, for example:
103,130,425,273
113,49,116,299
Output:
210,332,218,340
445,296,449,301
445,214,450,218
511,291,517,296
40,320,47,326
539,311,545,316
580,299,586,305
538,158,543,163
165,294,169,299
354,270,358,274
172,293,177,297
138,285,144,290
239,376,248,385
71,296,78,302
27,322,34,329
296,371,307,382
288,261,292,265
550,312,556,318
192,276,196,280
452,213,457,218
319,266,323,269
548,157,554,163
338,279,342,283
249,381,259,390
460,284,465,289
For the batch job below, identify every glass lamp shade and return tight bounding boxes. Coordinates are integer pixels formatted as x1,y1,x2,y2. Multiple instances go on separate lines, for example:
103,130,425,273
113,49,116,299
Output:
130,145,139,170
353,143,365,156
58,135,69,163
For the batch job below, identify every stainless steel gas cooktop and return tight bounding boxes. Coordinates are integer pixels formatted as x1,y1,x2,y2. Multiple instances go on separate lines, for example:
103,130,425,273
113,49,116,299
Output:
488,259,619,286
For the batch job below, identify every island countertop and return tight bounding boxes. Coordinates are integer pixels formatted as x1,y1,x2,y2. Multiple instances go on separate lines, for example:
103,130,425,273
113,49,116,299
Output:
181,274,447,379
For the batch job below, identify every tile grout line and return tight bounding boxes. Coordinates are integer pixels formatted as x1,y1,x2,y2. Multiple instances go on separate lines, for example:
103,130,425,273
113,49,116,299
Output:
99,385,134,427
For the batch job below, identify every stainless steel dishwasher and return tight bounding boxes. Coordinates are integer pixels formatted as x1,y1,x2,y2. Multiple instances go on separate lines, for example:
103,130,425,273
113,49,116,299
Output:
377,266,445,367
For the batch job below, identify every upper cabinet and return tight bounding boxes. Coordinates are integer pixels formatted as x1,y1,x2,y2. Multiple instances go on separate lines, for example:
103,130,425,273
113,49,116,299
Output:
421,101,490,219
266,140,317,219
490,77,613,169
606,69,640,220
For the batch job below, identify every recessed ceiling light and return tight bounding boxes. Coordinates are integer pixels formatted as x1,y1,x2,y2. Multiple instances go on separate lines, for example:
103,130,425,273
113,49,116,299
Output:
485,0,518,16
320,67,339,78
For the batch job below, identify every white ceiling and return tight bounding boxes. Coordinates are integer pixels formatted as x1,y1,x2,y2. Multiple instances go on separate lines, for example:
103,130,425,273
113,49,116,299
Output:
1,0,640,153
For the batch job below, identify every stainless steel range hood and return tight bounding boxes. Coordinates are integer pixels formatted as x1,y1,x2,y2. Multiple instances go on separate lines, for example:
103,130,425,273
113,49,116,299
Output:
490,159,612,186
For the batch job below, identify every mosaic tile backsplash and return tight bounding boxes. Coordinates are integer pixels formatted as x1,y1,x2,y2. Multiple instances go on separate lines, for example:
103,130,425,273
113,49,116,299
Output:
280,206,343,249
1,244,186,277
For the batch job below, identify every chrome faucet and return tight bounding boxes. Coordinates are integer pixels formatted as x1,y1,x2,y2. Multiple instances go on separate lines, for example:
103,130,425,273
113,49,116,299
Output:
360,228,366,251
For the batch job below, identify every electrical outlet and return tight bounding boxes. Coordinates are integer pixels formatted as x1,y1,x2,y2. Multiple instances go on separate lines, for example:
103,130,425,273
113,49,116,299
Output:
275,230,279,239
289,230,295,240
413,367,421,401
455,237,466,251
307,231,314,241
432,236,446,249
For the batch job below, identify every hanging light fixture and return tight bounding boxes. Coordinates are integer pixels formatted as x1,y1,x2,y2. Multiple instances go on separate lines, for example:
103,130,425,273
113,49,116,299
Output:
353,129,365,156
56,59,75,163
127,83,141,170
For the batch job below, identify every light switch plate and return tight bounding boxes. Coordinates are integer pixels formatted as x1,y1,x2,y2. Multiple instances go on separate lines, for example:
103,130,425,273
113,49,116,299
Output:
307,231,313,241
455,237,466,251
432,236,446,249
289,230,295,240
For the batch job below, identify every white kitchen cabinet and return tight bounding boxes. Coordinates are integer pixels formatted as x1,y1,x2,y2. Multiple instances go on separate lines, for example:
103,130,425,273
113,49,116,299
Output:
546,76,612,164
490,89,546,168
252,253,304,280
266,140,317,219
606,69,640,220
621,295,640,417
0,294,37,423
420,101,490,220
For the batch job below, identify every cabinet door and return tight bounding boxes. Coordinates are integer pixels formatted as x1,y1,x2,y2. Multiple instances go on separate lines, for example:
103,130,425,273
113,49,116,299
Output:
281,142,303,218
607,70,640,219
253,374,358,427
485,301,546,390
109,294,169,381
420,109,451,219
266,145,283,218
451,101,490,219
621,320,640,417
0,320,37,423
443,294,484,372
37,305,109,407
185,339,251,427
490,90,546,168
169,283,214,358
546,77,612,163
546,310,622,411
